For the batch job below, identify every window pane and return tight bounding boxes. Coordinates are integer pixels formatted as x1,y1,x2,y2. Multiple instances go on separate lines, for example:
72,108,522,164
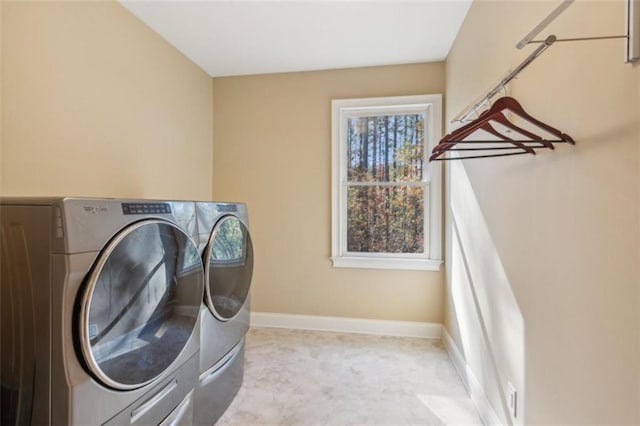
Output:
347,185,424,253
347,114,425,183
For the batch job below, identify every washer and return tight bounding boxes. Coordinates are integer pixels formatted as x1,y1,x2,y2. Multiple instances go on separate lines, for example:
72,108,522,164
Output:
0,197,204,425
194,202,253,425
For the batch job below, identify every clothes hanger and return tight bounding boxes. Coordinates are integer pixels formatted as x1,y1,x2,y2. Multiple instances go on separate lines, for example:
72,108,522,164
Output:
431,111,541,160
430,151,531,161
433,116,540,155
493,97,575,144
439,105,553,148
430,96,574,161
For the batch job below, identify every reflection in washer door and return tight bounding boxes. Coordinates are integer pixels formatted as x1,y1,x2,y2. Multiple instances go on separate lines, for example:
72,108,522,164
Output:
80,220,204,390
205,215,254,321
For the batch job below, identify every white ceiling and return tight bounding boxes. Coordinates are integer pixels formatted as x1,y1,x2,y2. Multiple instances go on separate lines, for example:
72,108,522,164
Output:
120,0,472,77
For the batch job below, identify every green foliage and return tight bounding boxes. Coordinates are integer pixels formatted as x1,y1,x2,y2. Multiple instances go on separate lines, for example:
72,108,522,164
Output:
212,218,245,261
346,114,426,254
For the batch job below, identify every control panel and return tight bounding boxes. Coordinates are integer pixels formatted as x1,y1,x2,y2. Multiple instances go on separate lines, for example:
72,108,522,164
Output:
121,203,172,215
217,204,238,212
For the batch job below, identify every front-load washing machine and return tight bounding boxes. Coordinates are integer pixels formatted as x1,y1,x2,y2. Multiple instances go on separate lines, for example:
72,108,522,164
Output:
193,202,253,425
0,197,204,425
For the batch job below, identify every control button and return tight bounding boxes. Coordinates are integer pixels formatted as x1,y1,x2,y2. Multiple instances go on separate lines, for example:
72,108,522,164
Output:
122,202,171,215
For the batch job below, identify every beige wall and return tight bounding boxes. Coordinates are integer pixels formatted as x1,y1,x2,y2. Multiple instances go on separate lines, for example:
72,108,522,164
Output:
1,0,3,195
445,0,640,424
213,63,445,322
1,1,213,199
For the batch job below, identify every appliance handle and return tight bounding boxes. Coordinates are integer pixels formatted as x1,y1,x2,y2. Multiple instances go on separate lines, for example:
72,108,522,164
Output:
131,379,177,423
199,343,243,387
159,390,193,426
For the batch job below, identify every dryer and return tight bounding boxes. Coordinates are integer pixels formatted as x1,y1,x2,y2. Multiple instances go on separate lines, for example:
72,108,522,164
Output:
194,202,253,425
0,197,203,425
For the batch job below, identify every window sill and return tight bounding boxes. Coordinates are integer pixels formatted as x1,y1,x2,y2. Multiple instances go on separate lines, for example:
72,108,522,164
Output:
330,256,443,271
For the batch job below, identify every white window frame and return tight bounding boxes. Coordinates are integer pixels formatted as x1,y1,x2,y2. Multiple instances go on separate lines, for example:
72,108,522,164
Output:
331,94,443,271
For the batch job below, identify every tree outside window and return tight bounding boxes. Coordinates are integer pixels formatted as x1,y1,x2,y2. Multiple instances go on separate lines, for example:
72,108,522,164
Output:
331,95,442,271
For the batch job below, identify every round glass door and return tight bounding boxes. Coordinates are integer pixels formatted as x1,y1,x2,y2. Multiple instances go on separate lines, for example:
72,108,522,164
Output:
79,220,204,390
204,215,254,321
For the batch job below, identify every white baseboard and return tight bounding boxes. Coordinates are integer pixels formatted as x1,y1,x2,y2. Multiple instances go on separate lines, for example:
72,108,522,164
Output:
250,312,442,339
442,329,504,426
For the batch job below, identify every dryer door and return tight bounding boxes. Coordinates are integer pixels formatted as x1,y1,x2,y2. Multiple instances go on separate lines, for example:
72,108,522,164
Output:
79,220,204,390
204,215,254,321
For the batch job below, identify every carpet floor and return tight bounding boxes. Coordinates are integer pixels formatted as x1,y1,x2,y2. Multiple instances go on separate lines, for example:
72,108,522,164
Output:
217,327,483,425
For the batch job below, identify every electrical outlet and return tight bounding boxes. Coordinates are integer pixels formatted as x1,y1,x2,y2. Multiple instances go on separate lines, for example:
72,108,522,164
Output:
507,382,517,419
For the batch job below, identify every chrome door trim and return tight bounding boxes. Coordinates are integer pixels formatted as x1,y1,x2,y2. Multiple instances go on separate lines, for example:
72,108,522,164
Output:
78,219,200,390
203,215,253,322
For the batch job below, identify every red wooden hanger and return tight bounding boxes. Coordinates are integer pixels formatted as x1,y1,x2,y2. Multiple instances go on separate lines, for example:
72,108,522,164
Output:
433,113,538,156
494,97,574,144
430,97,574,161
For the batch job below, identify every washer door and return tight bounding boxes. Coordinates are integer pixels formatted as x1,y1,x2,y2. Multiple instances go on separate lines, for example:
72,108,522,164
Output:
204,215,254,321
79,220,204,390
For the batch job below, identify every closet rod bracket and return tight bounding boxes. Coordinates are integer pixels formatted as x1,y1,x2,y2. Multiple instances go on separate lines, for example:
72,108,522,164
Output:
516,0,639,62
528,35,628,44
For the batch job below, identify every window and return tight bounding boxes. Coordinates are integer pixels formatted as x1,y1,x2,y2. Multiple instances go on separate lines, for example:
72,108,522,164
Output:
331,95,442,271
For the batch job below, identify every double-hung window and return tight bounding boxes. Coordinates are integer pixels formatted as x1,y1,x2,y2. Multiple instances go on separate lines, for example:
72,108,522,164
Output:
331,95,442,271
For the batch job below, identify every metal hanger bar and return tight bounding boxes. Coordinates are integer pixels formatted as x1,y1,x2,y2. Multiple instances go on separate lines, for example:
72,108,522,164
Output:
431,152,532,161
516,0,575,49
452,35,556,124
447,147,531,151
519,0,637,62
528,35,628,43
442,139,566,144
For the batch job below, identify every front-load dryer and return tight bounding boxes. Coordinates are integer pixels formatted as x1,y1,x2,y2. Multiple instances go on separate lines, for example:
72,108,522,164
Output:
193,202,253,425
0,197,203,425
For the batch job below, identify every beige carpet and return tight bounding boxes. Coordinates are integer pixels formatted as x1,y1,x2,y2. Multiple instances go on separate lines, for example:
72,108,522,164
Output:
217,327,483,425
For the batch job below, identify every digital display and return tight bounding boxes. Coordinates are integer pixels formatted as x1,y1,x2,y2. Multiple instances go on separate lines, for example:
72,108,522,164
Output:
217,204,238,212
121,203,172,215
